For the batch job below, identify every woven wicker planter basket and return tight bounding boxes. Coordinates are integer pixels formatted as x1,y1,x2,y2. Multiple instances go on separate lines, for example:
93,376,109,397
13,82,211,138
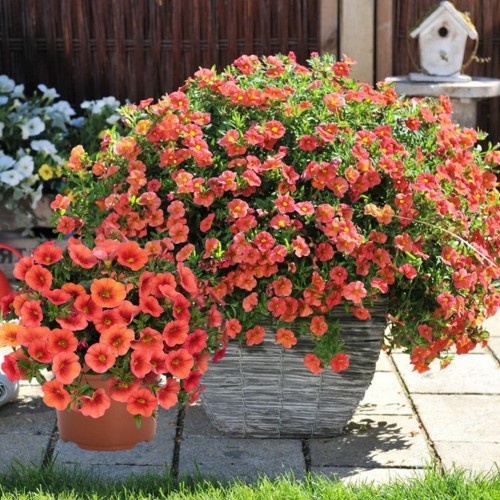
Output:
200,302,387,438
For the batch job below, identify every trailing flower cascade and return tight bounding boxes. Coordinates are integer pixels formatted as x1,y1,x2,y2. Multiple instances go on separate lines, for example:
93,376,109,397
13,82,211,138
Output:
0,236,213,418
3,53,500,381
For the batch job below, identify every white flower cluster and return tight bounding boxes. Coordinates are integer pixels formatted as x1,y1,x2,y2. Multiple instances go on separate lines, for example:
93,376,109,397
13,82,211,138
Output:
0,76,122,214
79,96,122,125
0,75,76,208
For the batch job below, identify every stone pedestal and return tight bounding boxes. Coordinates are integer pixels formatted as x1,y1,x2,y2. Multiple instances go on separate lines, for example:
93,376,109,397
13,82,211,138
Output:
385,76,500,129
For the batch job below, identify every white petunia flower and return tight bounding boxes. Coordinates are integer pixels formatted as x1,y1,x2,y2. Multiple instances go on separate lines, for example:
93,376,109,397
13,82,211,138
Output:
31,139,57,155
106,114,121,125
0,154,16,170
0,96,8,105
37,83,59,100
12,84,24,98
0,168,23,186
15,155,35,177
71,117,85,128
19,117,45,139
50,100,76,119
0,75,15,93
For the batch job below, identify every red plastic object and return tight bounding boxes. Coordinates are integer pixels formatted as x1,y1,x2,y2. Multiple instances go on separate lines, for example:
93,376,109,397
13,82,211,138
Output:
0,243,24,298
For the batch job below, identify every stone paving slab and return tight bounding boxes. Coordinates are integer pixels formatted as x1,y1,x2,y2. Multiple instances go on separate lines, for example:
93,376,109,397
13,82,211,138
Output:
309,414,431,469
179,436,305,482
433,441,500,475
357,371,413,416
486,337,500,360
183,404,223,437
0,384,54,473
412,394,500,443
392,352,500,394
483,314,500,337
181,405,305,481
374,351,393,372
0,434,52,473
311,466,426,485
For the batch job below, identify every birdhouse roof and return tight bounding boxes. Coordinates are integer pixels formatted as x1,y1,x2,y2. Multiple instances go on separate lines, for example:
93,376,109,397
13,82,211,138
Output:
410,1,478,40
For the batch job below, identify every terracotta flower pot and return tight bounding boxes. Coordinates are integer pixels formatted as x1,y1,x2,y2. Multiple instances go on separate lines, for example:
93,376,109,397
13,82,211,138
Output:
57,373,157,451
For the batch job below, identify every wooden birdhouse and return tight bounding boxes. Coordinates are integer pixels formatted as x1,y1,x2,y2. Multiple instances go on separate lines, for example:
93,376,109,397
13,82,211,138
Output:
409,1,478,82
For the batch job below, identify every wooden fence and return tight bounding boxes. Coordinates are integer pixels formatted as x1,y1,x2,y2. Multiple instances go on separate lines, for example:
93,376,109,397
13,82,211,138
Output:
0,0,320,104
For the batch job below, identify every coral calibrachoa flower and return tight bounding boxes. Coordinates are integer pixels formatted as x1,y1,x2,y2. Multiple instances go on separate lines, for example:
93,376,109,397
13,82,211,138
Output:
30,52,500,374
0,237,214,419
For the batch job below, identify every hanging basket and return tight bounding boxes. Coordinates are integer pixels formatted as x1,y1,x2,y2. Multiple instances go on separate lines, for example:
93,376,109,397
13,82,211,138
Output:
200,302,387,438
57,373,157,451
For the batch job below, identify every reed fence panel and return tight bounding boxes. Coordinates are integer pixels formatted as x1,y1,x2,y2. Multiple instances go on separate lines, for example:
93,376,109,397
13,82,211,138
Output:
0,0,320,104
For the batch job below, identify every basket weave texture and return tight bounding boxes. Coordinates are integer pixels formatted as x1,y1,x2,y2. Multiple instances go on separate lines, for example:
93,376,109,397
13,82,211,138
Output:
200,303,387,438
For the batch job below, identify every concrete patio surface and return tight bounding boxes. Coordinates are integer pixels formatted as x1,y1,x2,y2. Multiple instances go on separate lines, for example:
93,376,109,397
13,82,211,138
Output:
1,312,499,485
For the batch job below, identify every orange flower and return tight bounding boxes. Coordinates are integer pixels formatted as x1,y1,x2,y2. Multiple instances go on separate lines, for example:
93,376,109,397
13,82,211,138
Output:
172,294,191,322
16,325,50,346
1,349,29,381
149,351,169,374
304,353,323,374
0,321,21,347
310,316,328,336
341,281,367,305
33,241,63,266
43,288,72,305
275,328,297,349
24,265,53,293
165,348,194,379
68,242,98,269
12,256,33,281
245,326,265,346
61,282,86,299
130,350,152,378
242,292,258,312
157,378,180,410
117,241,149,271
73,294,102,320
84,343,116,373
27,339,53,364
47,328,78,354
162,320,189,347
19,300,43,327
90,278,127,308
183,329,208,354
109,377,139,403
223,318,242,340
131,327,164,353
271,276,293,297
139,295,164,317
80,388,111,418
177,262,198,294
126,388,157,417
100,326,134,356
52,351,81,384
92,310,123,333
330,353,350,373
42,379,70,411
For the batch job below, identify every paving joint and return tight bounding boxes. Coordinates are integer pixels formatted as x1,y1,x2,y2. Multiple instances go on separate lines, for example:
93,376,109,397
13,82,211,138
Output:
42,420,59,468
301,439,311,472
387,353,443,473
171,406,185,481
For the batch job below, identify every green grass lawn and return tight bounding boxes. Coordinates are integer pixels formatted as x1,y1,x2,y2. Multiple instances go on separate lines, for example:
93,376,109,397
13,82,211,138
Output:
0,461,499,500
